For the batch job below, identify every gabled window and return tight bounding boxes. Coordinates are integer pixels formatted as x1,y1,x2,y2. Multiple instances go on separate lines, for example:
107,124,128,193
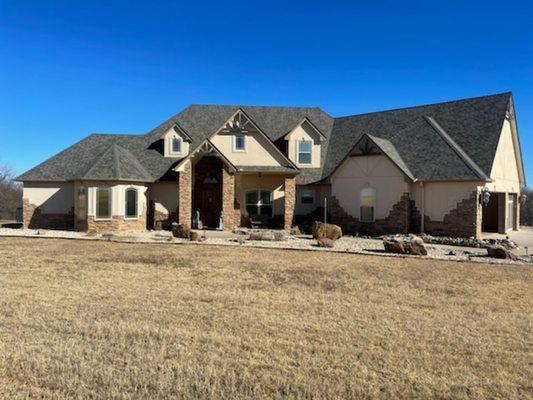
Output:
234,134,246,151
96,187,112,219
171,137,182,153
360,187,376,223
300,189,315,204
245,189,272,217
125,187,138,219
298,140,312,164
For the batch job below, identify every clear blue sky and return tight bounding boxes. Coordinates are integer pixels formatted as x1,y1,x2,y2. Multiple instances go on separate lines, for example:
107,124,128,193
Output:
1,0,531,184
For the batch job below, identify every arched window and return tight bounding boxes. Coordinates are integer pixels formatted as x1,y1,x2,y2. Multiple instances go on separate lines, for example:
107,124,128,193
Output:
360,187,376,223
171,137,182,153
125,187,138,219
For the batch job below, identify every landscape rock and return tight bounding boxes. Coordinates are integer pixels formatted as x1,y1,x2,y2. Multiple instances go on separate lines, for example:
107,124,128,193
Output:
311,221,342,241
189,231,200,241
249,231,276,241
290,226,302,236
172,223,190,239
317,237,334,248
487,245,517,260
383,235,427,256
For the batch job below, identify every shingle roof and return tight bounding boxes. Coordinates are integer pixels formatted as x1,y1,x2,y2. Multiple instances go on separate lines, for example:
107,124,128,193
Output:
17,92,515,185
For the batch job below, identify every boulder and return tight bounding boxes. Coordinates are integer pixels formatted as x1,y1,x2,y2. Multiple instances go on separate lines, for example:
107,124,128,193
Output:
189,231,200,241
311,221,343,241
383,235,427,256
290,226,302,236
317,237,335,248
171,223,190,239
487,245,517,260
249,231,276,241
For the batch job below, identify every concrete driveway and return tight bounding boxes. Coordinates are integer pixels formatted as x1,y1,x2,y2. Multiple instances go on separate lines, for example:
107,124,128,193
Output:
483,226,533,256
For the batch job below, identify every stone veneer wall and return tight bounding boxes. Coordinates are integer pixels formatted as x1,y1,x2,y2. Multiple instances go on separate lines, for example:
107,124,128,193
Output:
330,193,411,235
87,204,147,233
23,198,74,230
284,177,296,230
222,167,236,231
178,162,192,227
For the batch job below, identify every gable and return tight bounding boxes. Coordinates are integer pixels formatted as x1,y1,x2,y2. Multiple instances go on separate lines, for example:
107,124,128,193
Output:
489,118,522,191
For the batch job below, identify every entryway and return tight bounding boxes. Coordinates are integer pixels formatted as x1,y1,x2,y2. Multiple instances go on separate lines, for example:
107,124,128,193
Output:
481,192,517,233
193,156,223,228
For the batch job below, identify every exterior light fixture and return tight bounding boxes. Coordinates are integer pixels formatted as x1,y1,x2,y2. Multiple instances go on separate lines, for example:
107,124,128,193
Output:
479,187,491,207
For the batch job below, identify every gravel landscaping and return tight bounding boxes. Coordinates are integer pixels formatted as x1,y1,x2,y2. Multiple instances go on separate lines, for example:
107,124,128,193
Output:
1,227,531,264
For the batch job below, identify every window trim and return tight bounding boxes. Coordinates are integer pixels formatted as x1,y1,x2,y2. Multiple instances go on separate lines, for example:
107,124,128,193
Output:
95,187,112,221
297,140,312,165
300,188,315,205
171,136,182,154
245,188,273,217
233,134,246,152
124,187,139,220
359,187,376,223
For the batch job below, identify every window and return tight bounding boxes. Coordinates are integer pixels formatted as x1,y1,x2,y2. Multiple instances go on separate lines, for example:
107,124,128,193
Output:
125,188,138,218
96,187,111,219
234,134,246,151
360,187,376,223
245,189,272,217
171,137,182,153
298,140,312,164
300,189,315,204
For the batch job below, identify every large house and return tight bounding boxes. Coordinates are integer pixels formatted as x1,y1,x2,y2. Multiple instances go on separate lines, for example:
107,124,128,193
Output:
18,92,525,238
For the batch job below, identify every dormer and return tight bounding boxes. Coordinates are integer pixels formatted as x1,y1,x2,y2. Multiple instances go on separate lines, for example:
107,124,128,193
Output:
284,118,326,168
162,124,192,157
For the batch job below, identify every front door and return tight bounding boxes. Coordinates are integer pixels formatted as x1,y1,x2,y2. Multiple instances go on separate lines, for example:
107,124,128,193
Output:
193,156,223,228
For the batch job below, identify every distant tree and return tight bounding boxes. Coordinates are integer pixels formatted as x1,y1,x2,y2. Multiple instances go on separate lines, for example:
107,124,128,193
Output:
0,164,22,221
520,187,533,227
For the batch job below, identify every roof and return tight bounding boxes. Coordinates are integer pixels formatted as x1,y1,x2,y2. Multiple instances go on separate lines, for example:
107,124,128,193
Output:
17,92,517,185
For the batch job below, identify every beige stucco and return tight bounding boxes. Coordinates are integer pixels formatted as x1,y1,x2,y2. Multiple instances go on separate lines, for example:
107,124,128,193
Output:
235,174,286,215
210,131,288,167
85,182,148,219
163,127,190,157
330,155,409,220
149,182,179,214
486,119,522,193
23,182,74,213
285,121,322,168
295,184,331,215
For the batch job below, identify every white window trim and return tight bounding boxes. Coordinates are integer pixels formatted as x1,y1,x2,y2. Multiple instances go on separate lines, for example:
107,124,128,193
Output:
359,187,376,223
245,188,273,217
124,187,139,220
95,187,113,221
170,136,183,156
300,188,315,205
297,140,312,165
233,134,246,152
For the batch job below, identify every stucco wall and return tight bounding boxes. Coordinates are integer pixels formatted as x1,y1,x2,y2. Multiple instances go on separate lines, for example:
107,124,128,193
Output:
330,155,409,220
23,182,74,213
163,128,190,157
486,119,522,193
295,184,331,215
285,121,322,168
86,182,148,219
210,131,288,167
149,182,179,215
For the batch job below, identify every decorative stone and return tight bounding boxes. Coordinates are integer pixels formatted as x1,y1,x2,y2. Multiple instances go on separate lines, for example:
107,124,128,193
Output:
317,237,335,248
383,235,427,256
487,245,517,260
172,222,190,239
290,226,301,236
311,221,343,241
189,231,200,241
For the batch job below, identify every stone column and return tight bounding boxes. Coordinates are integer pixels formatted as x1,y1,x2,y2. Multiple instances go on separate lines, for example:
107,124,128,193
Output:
222,167,235,231
178,161,192,227
284,176,296,230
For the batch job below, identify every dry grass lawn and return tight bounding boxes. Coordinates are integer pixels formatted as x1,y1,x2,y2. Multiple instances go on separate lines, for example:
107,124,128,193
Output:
0,237,531,399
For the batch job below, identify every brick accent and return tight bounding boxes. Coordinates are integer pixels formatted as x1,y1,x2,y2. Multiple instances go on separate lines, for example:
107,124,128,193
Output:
23,198,74,230
284,176,296,230
87,204,147,233
178,162,192,228
423,189,481,238
330,193,411,236
222,167,236,231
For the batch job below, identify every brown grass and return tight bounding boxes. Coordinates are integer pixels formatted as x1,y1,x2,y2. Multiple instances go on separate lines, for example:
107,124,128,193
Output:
0,237,531,399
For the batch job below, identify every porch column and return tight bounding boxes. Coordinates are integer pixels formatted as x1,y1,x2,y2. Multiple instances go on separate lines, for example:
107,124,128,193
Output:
178,161,192,227
284,176,296,230
222,167,235,231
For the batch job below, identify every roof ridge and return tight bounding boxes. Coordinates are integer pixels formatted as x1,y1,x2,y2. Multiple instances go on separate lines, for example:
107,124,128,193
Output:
423,116,488,179
334,92,512,120
79,144,115,179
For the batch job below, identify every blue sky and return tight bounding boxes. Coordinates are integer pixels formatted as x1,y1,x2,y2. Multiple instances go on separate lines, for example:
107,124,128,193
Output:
1,0,531,183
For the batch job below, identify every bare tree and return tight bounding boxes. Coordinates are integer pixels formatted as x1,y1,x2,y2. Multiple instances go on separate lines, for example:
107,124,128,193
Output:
520,187,533,227
0,164,22,221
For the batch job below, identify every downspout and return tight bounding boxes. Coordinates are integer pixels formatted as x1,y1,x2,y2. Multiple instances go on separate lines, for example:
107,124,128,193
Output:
419,182,425,234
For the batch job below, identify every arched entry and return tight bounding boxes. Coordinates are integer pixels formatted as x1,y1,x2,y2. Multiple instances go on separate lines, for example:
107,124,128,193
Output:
193,156,223,228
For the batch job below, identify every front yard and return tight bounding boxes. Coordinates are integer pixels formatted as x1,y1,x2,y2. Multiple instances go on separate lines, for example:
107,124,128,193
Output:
0,237,531,399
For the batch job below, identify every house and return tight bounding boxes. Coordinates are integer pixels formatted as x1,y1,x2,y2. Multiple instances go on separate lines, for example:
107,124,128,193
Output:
17,92,526,238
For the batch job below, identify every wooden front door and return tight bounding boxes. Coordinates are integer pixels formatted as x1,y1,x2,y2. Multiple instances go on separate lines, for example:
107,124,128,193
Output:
193,157,223,228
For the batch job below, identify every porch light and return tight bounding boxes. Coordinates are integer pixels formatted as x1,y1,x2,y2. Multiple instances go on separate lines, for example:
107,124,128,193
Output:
520,194,527,206
479,188,490,207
